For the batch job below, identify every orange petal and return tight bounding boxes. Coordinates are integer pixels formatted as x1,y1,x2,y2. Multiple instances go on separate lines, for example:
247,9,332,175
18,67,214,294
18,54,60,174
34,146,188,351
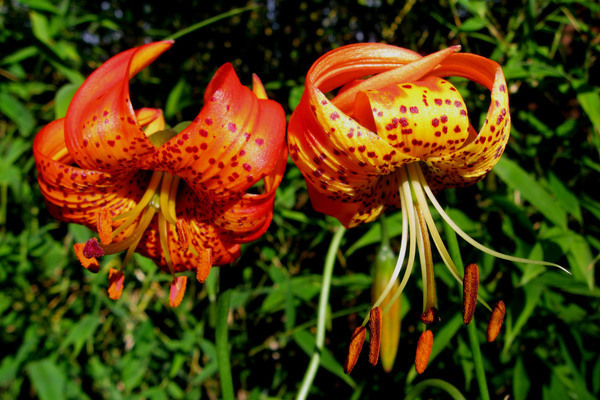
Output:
251,73,268,100
151,63,286,199
344,326,366,374
97,208,113,245
415,330,433,374
423,55,510,191
108,268,125,300
463,263,479,325
33,105,151,229
64,41,173,173
353,77,471,160
73,243,100,273
169,275,188,307
176,219,191,250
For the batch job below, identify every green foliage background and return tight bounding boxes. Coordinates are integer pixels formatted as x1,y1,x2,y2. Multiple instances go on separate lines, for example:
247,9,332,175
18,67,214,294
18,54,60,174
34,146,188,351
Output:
1,0,599,399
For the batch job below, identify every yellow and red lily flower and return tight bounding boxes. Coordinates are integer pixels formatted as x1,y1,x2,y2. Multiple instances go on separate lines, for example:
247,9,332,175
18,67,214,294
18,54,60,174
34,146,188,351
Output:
288,43,561,373
33,41,287,306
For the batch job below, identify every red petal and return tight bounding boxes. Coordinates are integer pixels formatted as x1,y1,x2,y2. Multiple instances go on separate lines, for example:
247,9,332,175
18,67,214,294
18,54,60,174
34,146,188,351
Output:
64,41,173,173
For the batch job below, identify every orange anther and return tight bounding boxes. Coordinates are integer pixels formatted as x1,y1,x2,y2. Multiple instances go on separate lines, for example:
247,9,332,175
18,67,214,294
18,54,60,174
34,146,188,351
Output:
176,219,191,250
196,248,212,283
344,326,366,374
368,307,382,366
487,300,505,342
420,307,441,325
73,243,100,273
97,208,113,245
108,268,125,300
415,330,433,374
169,275,188,307
463,263,479,325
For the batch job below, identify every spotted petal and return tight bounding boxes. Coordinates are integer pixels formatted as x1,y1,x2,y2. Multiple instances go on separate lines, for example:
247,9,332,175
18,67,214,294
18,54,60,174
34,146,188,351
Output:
64,41,173,173
423,54,511,191
149,63,287,200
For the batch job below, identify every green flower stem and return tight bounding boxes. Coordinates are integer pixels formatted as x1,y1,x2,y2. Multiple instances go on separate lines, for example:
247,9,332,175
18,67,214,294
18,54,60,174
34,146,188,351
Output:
296,224,346,400
216,289,235,400
165,4,261,40
443,217,490,400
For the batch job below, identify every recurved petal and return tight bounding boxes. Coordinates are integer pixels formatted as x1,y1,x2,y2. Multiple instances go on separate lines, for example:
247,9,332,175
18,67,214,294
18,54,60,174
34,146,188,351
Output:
353,77,471,160
149,63,286,199
33,118,147,228
423,54,511,191
64,41,173,173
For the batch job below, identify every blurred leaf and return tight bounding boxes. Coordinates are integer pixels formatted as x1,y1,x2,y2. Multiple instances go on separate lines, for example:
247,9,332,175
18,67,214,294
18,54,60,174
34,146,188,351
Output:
0,92,36,136
573,80,600,139
494,157,567,228
165,78,192,119
58,314,101,357
55,82,81,119
513,357,530,400
27,359,66,400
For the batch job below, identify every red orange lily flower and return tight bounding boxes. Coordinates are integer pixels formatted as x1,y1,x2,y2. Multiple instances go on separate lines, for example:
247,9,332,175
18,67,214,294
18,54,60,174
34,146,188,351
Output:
288,43,562,372
33,41,287,306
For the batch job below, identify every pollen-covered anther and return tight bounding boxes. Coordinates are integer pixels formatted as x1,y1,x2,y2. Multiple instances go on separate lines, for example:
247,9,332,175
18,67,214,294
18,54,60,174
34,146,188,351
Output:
82,237,104,259
108,268,125,300
73,243,100,273
463,263,479,325
420,307,441,325
169,275,188,307
487,300,506,342
415,330,433,374
344,326,367,374
97,207,113,245
176,219,191,250
368,307,382,366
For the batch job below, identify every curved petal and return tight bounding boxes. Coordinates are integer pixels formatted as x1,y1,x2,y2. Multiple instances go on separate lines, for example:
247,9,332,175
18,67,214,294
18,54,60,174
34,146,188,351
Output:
64,41,173,173
353,77,471,159
148,63,287,199
33,118,147,228
423,55,510,191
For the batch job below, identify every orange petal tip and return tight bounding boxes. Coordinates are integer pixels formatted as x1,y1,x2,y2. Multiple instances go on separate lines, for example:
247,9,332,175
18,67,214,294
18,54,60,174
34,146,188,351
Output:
415,330,433,374
463,263,479,325
73,243,100,273
487,300,506,342
108,268,125,300
344,326,366,374
252,73,268,100
368,307,382,366
169,275,188,307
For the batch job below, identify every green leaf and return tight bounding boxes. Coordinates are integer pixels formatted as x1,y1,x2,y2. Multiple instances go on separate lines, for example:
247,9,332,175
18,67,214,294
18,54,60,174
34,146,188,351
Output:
58,315,100,357
494,157,567,228
27,359,66,400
